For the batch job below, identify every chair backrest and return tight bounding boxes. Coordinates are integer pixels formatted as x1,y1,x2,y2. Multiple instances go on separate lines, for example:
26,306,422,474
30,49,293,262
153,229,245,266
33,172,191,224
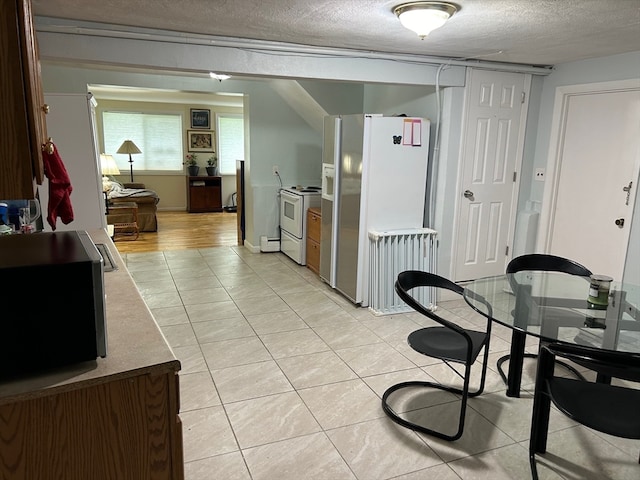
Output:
395,271,462,329
540,342,640,389
506,254,592,276
396,270,463,296
395,270,493,335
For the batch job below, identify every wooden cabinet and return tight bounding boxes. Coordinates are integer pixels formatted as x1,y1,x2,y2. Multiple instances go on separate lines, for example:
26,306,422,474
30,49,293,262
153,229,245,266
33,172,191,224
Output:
187,176,222,212
0,230,183,479
306,207,321,274
0,369,183,480
0,0,46,199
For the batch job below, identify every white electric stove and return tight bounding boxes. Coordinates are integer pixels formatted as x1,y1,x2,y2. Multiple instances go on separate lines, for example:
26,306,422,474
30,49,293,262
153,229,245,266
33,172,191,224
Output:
279,186,321,264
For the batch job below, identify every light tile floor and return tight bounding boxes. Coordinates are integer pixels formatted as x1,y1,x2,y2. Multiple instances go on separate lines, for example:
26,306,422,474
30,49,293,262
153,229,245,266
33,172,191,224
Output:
122,246,640,480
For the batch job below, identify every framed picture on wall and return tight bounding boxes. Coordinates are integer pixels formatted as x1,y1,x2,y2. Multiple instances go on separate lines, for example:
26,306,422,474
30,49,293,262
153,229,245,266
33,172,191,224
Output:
190,108,210,129
187,130,215,152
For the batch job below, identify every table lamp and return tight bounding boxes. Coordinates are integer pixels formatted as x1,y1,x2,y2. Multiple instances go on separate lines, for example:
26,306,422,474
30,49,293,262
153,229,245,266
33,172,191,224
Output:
100,153,120,192
100,153,120,215
116,140,141,182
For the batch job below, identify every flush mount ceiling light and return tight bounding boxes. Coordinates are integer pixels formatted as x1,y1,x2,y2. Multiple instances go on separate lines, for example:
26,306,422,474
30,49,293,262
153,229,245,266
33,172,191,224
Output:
209,72,231,81
394,1,458,39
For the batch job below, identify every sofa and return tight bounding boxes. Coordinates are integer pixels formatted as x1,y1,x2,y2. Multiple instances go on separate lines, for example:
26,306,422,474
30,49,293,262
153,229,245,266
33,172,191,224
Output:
107,182,159,232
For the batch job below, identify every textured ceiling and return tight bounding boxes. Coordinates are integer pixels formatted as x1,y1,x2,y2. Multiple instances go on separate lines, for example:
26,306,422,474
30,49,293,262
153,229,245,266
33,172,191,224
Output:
33,0,640,67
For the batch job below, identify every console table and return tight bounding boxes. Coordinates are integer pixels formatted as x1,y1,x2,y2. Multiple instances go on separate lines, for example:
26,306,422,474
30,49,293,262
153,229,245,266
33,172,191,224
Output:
187,176,222,212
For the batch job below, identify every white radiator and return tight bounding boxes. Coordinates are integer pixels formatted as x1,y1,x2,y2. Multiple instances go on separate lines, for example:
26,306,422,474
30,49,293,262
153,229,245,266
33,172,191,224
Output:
368,228,438,315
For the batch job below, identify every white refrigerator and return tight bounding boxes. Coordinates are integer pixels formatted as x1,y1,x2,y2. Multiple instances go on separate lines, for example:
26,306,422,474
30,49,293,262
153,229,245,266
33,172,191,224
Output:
320,114,431,305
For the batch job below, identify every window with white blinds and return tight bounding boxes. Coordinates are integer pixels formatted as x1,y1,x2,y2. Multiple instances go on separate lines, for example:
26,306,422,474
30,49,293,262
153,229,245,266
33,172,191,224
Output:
216,114,244,175
102,111,183,172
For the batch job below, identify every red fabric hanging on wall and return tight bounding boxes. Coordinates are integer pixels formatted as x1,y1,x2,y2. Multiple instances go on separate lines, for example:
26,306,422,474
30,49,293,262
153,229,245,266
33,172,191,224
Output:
42,143,74,230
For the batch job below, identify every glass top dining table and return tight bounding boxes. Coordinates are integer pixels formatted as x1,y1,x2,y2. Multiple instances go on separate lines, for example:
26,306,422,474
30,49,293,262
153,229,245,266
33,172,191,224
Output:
463,271,640,396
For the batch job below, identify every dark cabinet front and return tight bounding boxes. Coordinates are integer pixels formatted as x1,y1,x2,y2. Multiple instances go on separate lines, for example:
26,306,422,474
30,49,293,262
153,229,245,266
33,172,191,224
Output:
187,176,222,212
0,0,46,199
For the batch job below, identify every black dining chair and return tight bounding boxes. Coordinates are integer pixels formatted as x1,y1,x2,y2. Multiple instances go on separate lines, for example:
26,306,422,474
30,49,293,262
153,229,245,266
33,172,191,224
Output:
381,270,492,441
529,342,640,479
497,253,593,385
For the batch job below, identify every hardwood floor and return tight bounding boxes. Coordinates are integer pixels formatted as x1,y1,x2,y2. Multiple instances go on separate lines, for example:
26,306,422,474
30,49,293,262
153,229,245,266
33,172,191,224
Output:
113,210,239,254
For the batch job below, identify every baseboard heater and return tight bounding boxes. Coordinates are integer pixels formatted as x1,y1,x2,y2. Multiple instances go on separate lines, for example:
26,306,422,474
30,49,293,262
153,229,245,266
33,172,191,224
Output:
260,235,280,252
368,228,438,315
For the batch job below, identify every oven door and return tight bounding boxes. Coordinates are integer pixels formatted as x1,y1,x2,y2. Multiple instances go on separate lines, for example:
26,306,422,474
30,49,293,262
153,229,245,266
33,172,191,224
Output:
280,190,303,238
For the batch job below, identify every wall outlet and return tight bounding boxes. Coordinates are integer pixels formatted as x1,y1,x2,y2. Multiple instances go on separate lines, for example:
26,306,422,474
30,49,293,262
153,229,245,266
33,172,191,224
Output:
535,168,545,181
273,165,279,176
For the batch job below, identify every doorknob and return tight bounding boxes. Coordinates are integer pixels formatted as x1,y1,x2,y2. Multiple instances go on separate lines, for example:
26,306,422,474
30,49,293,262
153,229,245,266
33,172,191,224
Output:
615,218,625,227
463,190,474,199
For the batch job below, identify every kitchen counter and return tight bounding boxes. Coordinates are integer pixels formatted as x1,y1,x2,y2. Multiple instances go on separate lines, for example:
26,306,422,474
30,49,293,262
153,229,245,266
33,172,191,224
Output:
0,228,179,403
0,228,183,479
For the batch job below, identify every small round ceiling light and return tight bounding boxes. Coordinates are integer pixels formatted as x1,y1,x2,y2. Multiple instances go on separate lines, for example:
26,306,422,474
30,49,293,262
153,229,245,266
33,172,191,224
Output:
394,1,458,39
209,72,231,81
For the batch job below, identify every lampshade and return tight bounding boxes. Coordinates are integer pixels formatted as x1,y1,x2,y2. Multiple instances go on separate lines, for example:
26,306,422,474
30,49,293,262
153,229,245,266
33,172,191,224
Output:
100,154,120,176
394,1,457,39
116,140,141,155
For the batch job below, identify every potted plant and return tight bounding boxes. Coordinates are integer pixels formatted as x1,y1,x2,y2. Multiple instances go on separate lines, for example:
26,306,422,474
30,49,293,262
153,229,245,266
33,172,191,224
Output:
206,155,218,176
185,153,199,176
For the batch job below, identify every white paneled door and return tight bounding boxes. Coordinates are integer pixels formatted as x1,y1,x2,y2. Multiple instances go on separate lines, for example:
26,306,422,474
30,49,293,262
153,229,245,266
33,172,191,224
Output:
453,69,530,281
539,81,640,280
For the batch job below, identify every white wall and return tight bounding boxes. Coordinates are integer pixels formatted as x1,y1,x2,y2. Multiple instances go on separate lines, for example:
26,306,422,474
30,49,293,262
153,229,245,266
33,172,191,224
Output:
431,87,466,278
34,21,468,250
36,23,640,279
40,63,364,247
41,93,106,232
35,19,467,88
298,80,364,115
